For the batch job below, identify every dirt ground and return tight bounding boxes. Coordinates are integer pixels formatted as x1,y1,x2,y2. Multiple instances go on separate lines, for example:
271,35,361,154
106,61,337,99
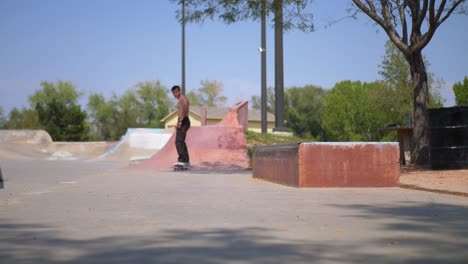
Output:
399,165,468,197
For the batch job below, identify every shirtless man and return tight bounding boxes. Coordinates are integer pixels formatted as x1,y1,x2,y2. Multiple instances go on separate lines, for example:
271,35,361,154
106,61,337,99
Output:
171,85,190,167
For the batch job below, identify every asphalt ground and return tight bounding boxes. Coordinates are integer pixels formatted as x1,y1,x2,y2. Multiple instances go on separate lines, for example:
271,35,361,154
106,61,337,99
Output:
1,158,467,264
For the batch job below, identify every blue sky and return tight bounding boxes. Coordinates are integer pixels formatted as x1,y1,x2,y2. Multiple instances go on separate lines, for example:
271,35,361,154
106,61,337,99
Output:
1,0,467,113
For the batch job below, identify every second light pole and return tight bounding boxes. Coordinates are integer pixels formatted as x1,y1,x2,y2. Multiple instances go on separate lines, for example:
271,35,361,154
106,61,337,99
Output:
181,0,186,94
260,1,267,133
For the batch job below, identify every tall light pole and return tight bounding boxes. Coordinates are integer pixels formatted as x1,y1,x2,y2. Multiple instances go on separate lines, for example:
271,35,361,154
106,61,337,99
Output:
260,1,267,133
274,0,286,132
181,0,186,95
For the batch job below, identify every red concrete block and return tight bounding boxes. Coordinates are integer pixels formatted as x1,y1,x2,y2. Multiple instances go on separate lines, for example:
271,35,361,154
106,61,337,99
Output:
253,143,300,187
298,143,399,187
253,142,399,187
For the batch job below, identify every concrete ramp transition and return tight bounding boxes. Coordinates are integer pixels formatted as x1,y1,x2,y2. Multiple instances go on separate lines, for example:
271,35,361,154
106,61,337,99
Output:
0,129,53,145
0,129,116,160
135,101,250,171
98,128,172,162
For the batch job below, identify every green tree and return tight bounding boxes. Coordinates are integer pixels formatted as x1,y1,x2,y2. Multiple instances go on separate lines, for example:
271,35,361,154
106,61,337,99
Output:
379,41,411,85
36,100,89,141
366,81,403,141
186,90,203,106
189,80,227,107
378,40,444,129
453,76,468,105
322,81,392,142
250,86,275,114
29,81,83,107
88,91,140,141
135,81,173,127
4,108,24,129
385,40,444,105
118,90,141,130
1,81,85,131
172,0,314,32
87,81,173,141
284,85,326,140
2,107,41,129
87,93,119,140
27,80,89,140
352,0,466,164
0,106,5,127
322,81,367,141
378,40,413,122
199,80,227,107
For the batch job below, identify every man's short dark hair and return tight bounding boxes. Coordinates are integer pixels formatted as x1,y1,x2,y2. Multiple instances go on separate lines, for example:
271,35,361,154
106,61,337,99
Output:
171,85,181,92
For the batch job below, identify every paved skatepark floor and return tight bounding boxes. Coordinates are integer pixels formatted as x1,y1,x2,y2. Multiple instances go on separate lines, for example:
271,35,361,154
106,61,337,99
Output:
1,158,467,264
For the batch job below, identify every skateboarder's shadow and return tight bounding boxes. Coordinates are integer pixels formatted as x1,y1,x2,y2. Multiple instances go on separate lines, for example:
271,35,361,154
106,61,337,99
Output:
189,170,249,175
196,161,245,170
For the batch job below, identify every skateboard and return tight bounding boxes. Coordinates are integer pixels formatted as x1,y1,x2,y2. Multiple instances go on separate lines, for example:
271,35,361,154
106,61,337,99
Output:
173,164,190,171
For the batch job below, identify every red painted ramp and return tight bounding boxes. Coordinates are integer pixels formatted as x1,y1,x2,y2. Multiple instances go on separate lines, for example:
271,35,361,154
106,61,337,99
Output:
135,126,248,171
135,101,249,171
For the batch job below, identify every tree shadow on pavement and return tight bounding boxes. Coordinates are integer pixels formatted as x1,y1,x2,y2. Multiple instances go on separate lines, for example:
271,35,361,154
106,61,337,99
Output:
1,202,467,264
0,220,318,264
327,201,468,263
0,206,467,264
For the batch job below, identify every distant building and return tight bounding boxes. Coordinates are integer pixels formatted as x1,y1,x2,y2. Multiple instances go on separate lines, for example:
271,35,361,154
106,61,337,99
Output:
161,106,276,133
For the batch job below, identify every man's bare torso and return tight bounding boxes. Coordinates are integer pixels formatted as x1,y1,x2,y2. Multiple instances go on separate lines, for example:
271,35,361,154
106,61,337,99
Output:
177,94,189,120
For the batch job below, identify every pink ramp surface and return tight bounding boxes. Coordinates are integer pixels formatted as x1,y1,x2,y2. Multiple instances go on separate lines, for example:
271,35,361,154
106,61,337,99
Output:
135,126,248,171
217,100,248,128
135,101,249,171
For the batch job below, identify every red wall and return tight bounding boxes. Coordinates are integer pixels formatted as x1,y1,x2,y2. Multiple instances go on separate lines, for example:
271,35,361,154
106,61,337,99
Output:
253,142,399,187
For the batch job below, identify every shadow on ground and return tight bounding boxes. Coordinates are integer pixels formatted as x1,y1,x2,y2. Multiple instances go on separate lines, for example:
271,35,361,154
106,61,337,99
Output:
330,201,468,236
188,169,252,175
1,201,468,263
0,222,312,264
327,201,468,263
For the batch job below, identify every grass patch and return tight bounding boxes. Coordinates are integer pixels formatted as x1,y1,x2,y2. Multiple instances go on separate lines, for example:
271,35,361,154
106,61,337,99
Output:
244,130,305,167
245,130,303,148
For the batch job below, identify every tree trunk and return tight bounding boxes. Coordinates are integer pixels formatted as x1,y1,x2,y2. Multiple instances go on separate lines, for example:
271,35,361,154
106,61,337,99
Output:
408,51,430,164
